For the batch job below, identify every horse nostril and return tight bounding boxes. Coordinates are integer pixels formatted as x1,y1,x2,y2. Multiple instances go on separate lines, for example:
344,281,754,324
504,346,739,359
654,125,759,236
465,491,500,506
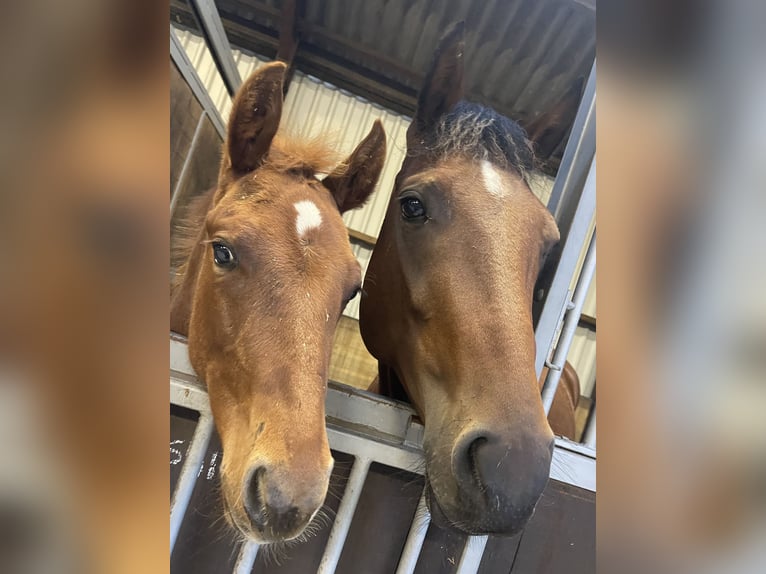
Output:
244,466,267,529
467,436,488,488
242,466,312,538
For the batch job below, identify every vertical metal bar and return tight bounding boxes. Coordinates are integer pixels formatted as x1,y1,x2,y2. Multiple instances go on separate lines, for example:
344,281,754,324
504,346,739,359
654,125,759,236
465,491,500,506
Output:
546,60,596,218
395,493,430,574
188,0,242,96
535,158,596,379
455,535,488,574
170,414,215,554
171,26,226,138
533,61,595,330
582,404,596,447
234,541,259,574
170,112,208,218
317,456,371,573
542,232,596,414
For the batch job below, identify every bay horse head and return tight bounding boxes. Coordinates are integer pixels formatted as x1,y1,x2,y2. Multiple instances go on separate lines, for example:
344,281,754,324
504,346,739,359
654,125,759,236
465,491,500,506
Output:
170,62,386,543
360,24,576,536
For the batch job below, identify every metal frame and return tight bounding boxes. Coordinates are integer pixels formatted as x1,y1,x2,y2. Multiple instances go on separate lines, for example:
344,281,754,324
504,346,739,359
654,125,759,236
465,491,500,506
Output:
170,27,227,138
541,230,596,414
534,157,596,380
188,0,243,96
170,337,595,572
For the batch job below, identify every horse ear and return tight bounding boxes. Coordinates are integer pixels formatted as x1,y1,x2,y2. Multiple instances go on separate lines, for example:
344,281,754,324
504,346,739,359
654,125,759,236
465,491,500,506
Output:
524,77,584,161
324,120,386,213
221,62,286,179
407,21,465,146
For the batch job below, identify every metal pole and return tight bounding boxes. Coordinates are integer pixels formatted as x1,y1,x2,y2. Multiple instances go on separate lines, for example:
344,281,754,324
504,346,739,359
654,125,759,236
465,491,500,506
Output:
541,232,596,414
455,535,488,574
546,59,596,220
535,158,596,379
170,414,215,554
582,404,596,448
234,541,259,574
395,493,430,574
188,0,242,96
317,456,371,573
170,26,226,138
170,112,208,218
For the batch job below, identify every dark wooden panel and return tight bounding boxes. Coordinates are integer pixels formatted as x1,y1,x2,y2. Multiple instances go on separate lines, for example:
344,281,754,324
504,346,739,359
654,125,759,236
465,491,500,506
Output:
170,60,204,195
413,521,468,574
336,463,424,574
170,431,242,574
250,451,354,574
477,533,523,574
170,404,201,494
509,480,595,573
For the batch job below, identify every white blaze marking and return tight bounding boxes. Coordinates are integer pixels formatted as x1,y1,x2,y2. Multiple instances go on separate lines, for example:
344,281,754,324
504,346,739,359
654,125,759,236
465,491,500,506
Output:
294,200,322,238
481,160,508,198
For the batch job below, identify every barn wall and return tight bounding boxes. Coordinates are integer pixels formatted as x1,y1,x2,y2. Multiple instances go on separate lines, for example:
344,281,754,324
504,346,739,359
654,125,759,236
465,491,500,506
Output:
172,25,596,398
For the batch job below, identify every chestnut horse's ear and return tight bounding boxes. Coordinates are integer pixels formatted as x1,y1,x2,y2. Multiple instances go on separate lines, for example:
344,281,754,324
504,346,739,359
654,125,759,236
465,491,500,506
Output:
324,120,386,213
407,21,465,146
524,76,584,161
221,62,286,179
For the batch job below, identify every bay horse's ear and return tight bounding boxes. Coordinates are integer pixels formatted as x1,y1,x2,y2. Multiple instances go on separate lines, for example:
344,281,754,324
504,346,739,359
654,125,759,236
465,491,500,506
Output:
221,62,286,179
524,76,584,161
323,120,386,213
407,21,465,146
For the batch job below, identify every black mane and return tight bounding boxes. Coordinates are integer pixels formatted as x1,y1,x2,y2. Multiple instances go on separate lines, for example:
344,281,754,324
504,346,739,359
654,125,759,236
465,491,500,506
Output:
418,101,535,181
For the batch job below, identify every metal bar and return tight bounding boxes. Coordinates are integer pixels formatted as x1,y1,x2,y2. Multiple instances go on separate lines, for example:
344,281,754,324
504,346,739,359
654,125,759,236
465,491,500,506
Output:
170,112,208,219
170,26,226,138
546,59,596,219
170,414,214,554
551,438,596,491
188,0,242,96
394,493,431,574
582,404,596,448
325,427,422,473
234,541,259,574
317,456,371,573
541,231,597,414
532,60,595,329
534,157,596,379
455,535,489,574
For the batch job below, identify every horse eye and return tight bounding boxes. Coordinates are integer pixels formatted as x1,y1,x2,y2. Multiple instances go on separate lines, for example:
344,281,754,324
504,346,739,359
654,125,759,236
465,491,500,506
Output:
212,241,237,269
343,286,361,307
400,197,426,220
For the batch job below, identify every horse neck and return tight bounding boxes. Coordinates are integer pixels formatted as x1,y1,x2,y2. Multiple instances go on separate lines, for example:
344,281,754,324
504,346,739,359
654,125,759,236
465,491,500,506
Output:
170,189,216,335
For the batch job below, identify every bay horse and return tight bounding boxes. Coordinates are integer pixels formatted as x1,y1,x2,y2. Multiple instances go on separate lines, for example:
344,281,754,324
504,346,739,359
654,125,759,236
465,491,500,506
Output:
359,24,580,536
170,62,386,543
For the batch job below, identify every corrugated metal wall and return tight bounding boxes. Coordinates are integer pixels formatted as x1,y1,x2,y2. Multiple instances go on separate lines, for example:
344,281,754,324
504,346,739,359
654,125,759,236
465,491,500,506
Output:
172,25,596,398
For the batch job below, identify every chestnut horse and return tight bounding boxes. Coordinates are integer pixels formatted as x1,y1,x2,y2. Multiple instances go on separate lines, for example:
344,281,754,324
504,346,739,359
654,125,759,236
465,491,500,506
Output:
170,62,386,543
360,24,579,536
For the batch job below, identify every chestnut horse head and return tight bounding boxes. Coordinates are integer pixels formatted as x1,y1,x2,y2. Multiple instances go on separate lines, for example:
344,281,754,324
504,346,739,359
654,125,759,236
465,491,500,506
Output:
360,24,576,536
170,62,386,543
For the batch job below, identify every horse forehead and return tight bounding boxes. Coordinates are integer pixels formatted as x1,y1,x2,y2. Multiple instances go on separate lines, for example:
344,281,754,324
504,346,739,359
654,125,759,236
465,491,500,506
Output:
294,199,323,238
480,160,509,198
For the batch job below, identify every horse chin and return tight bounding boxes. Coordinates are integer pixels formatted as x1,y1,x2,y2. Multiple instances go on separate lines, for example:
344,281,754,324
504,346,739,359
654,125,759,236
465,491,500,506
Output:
424,480,531,538
229,513,308,545
424,481,481,536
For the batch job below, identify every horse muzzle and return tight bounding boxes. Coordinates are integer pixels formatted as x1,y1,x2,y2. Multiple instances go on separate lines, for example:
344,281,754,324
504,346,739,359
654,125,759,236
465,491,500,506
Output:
239,461,331,543
426,427,554,536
